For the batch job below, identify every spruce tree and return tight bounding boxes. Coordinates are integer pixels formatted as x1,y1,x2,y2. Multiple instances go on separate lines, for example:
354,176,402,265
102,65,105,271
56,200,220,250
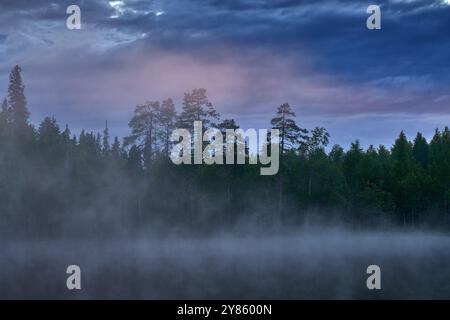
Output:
103,120,110,155
0,98,9,135
111,136,122,159
391,131,413,178
7,65,29,132
412,132,429,168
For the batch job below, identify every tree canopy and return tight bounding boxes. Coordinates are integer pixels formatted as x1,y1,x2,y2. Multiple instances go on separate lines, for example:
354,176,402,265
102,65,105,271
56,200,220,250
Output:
1,65,450,238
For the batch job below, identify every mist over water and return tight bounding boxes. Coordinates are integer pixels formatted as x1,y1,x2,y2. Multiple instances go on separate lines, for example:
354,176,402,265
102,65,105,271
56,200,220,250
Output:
2,228,450,299
3,63,450,301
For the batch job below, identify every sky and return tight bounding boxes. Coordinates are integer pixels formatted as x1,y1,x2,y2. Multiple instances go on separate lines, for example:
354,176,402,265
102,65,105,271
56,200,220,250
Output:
0,0,449,148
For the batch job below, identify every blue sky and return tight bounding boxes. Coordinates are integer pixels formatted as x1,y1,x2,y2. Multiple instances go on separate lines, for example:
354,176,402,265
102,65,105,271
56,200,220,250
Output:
0,0,449,148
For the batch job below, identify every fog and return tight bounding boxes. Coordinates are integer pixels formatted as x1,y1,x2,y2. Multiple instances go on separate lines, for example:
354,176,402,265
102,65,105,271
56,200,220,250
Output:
2,228,450,299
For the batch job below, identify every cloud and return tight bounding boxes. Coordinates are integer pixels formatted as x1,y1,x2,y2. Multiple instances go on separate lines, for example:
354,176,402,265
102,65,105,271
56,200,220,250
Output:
0,0,449,146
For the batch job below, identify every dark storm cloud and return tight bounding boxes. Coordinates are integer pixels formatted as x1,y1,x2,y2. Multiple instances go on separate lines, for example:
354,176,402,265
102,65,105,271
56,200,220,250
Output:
1,0,448,87
80,0,450,88
0,0,449,147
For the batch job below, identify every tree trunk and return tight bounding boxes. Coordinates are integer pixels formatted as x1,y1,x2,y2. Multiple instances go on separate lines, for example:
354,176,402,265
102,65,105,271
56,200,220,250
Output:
308,170,312,197
277,174,283,228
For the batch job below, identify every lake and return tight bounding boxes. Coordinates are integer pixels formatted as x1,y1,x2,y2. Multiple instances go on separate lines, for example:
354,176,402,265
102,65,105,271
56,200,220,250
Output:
2,228,450,299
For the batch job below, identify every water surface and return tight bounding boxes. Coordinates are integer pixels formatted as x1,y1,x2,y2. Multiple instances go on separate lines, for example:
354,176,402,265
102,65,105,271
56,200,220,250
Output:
2,229,450,299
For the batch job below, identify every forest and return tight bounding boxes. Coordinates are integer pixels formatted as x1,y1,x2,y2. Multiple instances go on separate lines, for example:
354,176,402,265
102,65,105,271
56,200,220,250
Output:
1,65,450,239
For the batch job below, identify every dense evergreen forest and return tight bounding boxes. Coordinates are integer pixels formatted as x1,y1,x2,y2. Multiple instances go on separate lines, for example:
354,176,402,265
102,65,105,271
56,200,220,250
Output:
1,65,450,238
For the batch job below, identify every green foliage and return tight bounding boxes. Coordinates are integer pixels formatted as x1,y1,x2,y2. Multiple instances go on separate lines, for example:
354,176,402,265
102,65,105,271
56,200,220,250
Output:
1,65,450,236
178,88,219,129
270,103,308,155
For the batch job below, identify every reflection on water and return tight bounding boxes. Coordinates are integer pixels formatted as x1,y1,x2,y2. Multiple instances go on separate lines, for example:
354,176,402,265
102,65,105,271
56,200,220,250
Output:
1,229,450,299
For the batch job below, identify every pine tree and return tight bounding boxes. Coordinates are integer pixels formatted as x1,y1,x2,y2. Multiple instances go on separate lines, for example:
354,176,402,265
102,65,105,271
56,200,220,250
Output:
270,103,307,226
217,119,241,203
125,101,160,167
218,119,243,161
270,103,308,157
304,127,330,155
159,98,177,159
218,119,239,132
178,88,219,130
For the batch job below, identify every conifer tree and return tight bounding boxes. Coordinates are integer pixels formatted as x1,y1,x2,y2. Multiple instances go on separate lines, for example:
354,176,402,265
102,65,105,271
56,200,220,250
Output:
159,98,177,159
112,136,122,159
178,88,219,130
7,65,29,133
103,120,110,155
125,101,160,167
412,132,429,168
0,98,9,136
270,103,308,158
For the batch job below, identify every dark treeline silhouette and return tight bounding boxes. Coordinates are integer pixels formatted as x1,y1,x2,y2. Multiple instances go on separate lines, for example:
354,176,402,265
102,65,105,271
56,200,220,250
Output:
1,65,450,238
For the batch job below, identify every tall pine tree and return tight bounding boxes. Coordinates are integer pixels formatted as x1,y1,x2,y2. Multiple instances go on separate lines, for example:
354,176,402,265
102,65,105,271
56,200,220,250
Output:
159,98,177,159
178,88,219,130
270,103,308,158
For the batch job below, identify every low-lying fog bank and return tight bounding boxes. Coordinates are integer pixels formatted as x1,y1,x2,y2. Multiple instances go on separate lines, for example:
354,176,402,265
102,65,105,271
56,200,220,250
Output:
1,228,450,299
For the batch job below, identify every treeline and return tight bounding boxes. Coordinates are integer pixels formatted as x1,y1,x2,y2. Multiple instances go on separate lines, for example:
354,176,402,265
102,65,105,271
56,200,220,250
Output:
1,65,450,238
